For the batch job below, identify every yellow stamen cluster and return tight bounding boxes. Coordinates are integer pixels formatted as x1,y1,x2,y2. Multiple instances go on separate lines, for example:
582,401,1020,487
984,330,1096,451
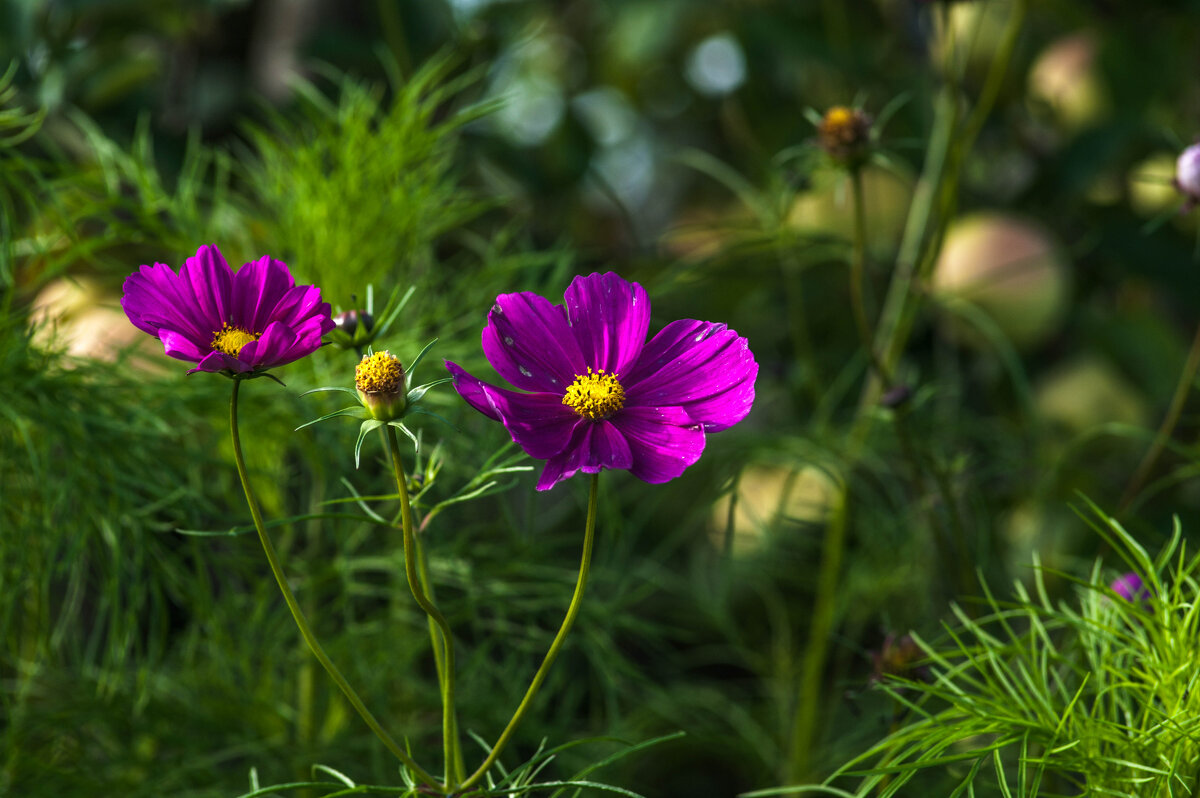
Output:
562,368,625,421
355,350,405,395
211,323,260,357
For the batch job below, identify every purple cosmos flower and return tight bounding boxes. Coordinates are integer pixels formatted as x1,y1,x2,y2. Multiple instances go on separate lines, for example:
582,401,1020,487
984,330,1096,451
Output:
122,244,334,375
446,272,757,491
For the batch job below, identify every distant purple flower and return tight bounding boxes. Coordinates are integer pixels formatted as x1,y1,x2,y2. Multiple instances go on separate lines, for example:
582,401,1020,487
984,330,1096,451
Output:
122,244,334,375
1176,143,1200,209
446,272,757,491
1110,572,1148,602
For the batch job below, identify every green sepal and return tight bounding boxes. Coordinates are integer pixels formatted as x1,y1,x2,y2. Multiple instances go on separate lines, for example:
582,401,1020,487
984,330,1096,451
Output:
220,369,285,386
406,377,452,406
405,338,439,381
295,406,365,431
355,419,386,468
301,385,360,398
387,420,420,452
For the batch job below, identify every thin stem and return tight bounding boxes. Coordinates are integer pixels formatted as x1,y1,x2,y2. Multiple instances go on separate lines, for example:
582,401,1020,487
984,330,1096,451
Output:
385,425,460,790
416,539,466,784
228,379,441,791
460,473,600,792
788,491,848,782
1119,322,1200,514
848,166,891,385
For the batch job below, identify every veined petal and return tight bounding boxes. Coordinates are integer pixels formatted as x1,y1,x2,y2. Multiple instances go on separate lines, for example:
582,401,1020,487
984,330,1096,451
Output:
267,284,333,334
624,320,757,432
238,320,299,369
158,328,209,363
610,406,706,484
179,244,233,330
484,291,585,391
536,424,590,491
232,255,296,331
564,271,650,374
580,420,633,474
446,361,580,459
122,263,215,344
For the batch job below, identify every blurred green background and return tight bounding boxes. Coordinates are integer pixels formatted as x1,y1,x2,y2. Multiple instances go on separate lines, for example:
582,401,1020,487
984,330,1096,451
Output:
5,0,1200,795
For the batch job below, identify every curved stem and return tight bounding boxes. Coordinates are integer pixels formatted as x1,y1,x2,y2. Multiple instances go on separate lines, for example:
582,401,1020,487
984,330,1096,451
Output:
229,380,441,791
386,426,461,790
1119,322,1200,514
460,473,600,792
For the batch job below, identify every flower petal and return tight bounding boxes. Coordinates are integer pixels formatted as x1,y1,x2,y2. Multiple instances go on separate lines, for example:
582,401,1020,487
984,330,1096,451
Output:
563,271,650,374
624,320,757,432
267,284,334,335
238,320,299,370
231,256,296,331
580,420,633,474
610,406,706,484
179,244,233,330
158,328,209,362
534,421,633,490
122,263,215,346
483,291,585,392
536,424,590,491
446,361,580,459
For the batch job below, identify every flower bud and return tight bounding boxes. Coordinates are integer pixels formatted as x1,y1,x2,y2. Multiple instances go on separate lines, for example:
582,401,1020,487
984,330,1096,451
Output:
1176,143,1200,204
1110,572,1148,602
334,309,376,344
818,106,873,167
355,350,407,420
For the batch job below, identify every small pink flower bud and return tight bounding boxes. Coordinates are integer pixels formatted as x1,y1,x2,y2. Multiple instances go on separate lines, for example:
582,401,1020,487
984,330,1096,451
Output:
1175,143,1200,202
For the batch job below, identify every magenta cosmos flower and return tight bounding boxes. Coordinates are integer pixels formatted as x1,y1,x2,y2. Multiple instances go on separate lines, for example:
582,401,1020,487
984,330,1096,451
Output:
122,244,334,375
446,272,757,491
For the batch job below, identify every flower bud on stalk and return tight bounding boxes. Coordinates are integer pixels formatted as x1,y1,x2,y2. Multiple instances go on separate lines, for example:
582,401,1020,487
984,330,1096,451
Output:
335,308,373,338
1175,143,1200,211
818,106,873,169
356,350,407,420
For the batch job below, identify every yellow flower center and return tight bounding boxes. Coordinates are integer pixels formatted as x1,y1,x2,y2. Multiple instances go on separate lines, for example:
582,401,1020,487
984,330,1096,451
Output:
562,368,625,420
211,324,260,357
355,350,405,394
824,106,854,129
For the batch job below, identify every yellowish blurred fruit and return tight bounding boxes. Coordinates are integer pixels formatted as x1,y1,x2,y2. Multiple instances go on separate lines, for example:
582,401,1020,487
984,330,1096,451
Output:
931,213,1071,350
1035,355,1148,434
710,463,843,556
788,165,914,254
1027,31,1109,131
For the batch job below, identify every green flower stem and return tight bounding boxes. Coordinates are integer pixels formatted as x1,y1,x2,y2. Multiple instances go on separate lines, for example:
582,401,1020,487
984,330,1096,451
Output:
1119,322,1200,514
416,538,467,785
848,166,890,384
385,425,461,790
788,491,848,782
460,472,600,793
228,380,440,791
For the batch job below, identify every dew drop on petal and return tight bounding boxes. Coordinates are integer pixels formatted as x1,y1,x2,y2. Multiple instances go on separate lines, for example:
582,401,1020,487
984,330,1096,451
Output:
504,336,514,346
694,332,706,342
492,303,503,314
519,365,533,377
